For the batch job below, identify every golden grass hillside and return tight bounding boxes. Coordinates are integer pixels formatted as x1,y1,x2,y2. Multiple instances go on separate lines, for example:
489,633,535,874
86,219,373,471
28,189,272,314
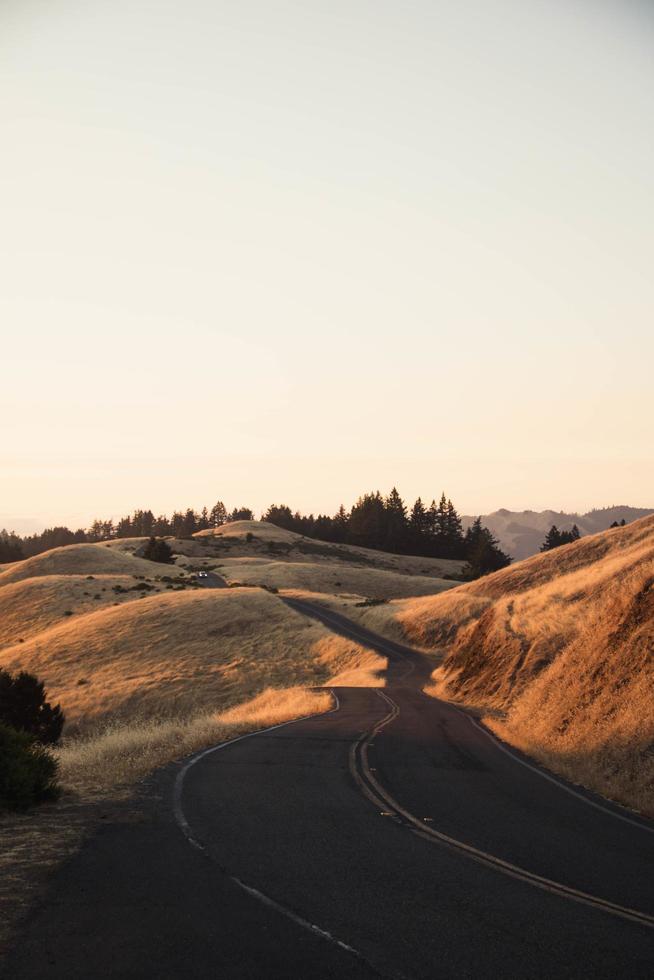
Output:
0,575,175,649
194,519,465,579
0,588,384,730
217,558,458,600
0,543,180,586
352,516,654,815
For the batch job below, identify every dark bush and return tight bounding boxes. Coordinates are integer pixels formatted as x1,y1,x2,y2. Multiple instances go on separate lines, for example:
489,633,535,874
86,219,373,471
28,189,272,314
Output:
0,724,60,810
0,670,65,745
142,537,173,564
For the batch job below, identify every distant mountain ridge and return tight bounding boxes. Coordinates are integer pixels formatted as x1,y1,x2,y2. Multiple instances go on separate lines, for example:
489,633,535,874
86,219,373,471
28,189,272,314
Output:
462,506,654,560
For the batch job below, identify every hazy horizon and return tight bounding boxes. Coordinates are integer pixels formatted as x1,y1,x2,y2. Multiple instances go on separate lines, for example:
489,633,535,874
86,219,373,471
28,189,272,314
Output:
2,494,653,538
3,1,653,531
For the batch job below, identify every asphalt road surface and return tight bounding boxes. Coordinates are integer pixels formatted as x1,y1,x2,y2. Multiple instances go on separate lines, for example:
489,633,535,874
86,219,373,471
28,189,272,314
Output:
4,600,653,979
195,570,228,588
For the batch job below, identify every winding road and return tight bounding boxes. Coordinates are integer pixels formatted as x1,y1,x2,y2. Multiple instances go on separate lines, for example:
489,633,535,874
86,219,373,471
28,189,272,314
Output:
4,599,653,978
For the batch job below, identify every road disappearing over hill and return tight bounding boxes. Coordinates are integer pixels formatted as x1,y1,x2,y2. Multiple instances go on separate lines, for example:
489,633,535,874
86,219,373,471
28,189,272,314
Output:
5,600,653,979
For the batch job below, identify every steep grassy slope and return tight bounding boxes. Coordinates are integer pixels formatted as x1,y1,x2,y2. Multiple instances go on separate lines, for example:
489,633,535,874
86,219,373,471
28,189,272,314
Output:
344,516,654,814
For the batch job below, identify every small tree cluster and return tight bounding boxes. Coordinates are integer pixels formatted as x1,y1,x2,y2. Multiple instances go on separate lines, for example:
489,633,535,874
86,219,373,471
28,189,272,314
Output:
540,524,581,552
463,518,512,578
142,537,173,564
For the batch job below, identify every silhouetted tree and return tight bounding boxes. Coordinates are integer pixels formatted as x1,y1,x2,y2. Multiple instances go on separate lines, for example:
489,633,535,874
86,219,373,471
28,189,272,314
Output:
264,504,295,530
464,518,511,578
0,530,23,562
209,501,227,527
349,492,386,549
229,507,254,522
0,670,64,745
409,498,429,553
180,508,197,537
142,537,173,564
541,524,581,552
384,488,408,552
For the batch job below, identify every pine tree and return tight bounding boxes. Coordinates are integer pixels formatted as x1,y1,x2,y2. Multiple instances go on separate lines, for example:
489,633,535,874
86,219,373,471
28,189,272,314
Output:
540,525,562,552
332,505,349,542
409,498,429,553
209,501,227,527
445,498,465,558
464,517,511,578
180,508,197,537
116,516,133,538
384,488,408,552
434,492,449,546
349,492,385,549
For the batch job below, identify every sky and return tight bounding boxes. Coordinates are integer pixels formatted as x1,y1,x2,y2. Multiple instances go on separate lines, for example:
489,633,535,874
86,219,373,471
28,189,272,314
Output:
2,0,653,532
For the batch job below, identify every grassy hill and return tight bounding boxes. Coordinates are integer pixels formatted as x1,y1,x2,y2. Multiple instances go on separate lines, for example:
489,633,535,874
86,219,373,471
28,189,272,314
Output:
194,519,465,578
0,521,458,798
341,515,654,815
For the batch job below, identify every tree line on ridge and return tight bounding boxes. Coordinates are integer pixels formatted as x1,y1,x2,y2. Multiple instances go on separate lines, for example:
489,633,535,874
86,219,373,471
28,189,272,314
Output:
0,490,512,579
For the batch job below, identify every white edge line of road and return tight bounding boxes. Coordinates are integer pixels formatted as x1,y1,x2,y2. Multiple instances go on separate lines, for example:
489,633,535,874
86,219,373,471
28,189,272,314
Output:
464,713,654,835
172,690,341,845
171,691,392,974
297,599,653,834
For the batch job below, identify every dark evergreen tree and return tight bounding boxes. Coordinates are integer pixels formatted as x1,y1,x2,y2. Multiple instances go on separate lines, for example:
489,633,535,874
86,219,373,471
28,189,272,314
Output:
115,515,133,538
445,498,465,558
464,518,511,578
142,537,173,563
349,492,386,549
209,501,227,527
229,507,254,521
0,530,23,562
170,511,185,536
541,524,581,551
264,504,295,530
409,498,429,553
180,509,197,537
540,525,562,551
0,670,65,745
332,505,349,542
384,488,408,552
152,514,171,535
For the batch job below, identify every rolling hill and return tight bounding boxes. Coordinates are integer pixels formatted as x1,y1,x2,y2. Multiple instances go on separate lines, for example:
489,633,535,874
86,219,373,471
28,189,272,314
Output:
463,505,654,559
339,515,654,814
0,521,457,798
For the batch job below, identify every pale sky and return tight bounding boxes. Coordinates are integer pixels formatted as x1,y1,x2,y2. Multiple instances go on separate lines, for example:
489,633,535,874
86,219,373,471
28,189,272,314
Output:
2,0,653,532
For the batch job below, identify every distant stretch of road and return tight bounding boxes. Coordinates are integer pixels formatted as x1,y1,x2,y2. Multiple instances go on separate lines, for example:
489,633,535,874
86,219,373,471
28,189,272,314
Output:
195,570,228,588
4,599,653,979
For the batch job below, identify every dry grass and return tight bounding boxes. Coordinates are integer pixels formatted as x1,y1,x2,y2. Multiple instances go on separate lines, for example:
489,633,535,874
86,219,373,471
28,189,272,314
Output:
57,686,333,800
195,520,465,578
0,588,379,730
0,543,178,586
0,574,174,649
369,516,654,815
218,558,457,600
